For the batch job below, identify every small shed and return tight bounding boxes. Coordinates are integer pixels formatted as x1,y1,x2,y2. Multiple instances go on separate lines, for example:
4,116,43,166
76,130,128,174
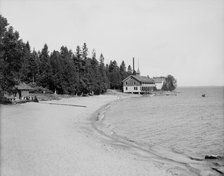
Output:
14,83,33,100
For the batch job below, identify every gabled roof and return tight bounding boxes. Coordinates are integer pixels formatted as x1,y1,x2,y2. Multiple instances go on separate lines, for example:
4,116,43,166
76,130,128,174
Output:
122,75,155,84
15,83,33,90
122,75,132,82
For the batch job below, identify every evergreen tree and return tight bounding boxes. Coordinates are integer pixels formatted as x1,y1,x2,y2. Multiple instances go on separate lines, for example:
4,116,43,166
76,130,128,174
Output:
0,15,9,91
90,49,100,94
38,44,52,88
19,41,32,82
0,18,25,91
59,46,77,94
99,53,109,92
119,60,128,81
82,43,88,60
127,65,132,74
29,50,39,83
108,60,121,89
75,45,81,59
50,50,63,93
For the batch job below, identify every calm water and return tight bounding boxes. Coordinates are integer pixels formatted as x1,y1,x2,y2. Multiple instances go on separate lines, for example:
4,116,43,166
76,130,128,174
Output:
99,87,224,175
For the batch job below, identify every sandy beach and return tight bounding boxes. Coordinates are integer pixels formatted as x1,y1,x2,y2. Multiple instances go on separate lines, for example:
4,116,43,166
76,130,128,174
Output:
1,94,168,176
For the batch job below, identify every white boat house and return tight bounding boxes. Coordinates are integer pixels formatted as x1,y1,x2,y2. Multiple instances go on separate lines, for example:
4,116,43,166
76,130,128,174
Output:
122,75,156,94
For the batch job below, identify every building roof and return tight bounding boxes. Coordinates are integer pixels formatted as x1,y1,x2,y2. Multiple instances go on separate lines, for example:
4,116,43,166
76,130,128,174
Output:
132,75,155,83
153,77,165,83
15,83,33,90
122,75,155,84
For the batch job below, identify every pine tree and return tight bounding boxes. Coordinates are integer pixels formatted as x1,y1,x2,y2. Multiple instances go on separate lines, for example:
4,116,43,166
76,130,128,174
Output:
90,49,100,94
75,45,81,59
50,50,63,93
0,20,25,91
59,46,77,94
127,65,132,74
108,60,121,89
99,53,109,92
29,50,39,83
38,44,52,89
0,15,9,91
82,43,88,60
120,60,128,80
20,41,32,82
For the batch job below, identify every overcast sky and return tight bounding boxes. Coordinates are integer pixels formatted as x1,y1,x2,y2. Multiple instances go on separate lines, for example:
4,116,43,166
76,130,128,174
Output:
1,0,224,86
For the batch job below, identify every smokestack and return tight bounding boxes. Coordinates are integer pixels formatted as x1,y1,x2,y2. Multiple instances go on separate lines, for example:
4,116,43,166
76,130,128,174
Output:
133,57,135,73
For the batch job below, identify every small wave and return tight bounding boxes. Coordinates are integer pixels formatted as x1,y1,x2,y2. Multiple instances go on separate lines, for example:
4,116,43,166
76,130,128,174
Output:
189,156,204,161
212,167,224,175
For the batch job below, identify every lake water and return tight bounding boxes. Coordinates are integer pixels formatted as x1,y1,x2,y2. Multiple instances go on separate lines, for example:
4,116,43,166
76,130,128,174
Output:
95,87,224,175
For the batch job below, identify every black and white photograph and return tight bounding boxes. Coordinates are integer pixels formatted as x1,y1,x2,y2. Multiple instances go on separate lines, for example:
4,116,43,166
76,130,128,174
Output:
0,0,224,175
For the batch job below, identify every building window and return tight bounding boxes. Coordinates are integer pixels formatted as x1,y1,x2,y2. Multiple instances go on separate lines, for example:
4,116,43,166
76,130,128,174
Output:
126,82,127,85
126,87,128,90
134,87,138,90
134,82,135,85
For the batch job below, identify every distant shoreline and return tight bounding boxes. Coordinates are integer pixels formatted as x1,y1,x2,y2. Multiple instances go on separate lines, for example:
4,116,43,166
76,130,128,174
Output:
177,85,224,88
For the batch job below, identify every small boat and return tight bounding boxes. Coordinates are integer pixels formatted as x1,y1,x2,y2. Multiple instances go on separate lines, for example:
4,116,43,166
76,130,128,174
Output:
205,155,220,159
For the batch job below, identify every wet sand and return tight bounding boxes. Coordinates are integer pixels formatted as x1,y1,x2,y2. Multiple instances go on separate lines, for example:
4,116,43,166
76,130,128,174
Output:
1,94,168,176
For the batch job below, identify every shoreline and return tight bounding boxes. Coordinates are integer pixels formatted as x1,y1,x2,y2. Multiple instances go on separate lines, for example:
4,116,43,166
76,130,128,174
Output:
2,92,222,176
90,95,199,176
91,94,224,176
1,93,168,176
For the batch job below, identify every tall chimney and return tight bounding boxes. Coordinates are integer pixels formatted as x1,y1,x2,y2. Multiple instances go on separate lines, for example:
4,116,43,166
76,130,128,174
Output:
133,57,135,73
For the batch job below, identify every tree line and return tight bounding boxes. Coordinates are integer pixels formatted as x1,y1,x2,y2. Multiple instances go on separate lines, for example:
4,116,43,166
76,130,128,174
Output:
0,15,133,95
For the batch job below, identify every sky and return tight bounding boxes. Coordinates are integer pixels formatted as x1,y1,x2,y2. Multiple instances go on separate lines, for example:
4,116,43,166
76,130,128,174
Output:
1,0,224,86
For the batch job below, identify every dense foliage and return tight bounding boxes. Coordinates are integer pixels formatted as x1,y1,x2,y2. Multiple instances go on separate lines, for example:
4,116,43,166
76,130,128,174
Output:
162,75,177,91
0,15,133,95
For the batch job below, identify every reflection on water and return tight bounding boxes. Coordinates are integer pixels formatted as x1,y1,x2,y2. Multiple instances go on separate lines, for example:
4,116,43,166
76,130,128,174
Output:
100,87,224,175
